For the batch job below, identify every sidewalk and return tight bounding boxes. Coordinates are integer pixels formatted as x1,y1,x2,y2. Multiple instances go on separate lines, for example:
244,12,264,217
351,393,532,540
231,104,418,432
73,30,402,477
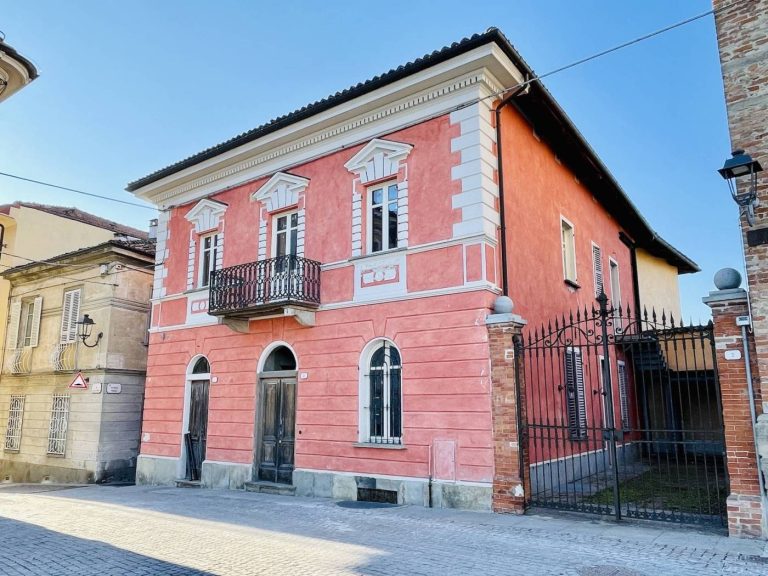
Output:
0,484,765,575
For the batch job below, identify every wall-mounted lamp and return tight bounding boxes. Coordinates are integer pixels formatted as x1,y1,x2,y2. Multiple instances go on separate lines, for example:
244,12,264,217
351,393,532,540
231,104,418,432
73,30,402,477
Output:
718,149,763,226
76,314,103,348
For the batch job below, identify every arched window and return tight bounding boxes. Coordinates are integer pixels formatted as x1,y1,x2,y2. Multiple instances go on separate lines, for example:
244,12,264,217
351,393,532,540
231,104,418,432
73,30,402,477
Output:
191,356,210,374
362,340,402,444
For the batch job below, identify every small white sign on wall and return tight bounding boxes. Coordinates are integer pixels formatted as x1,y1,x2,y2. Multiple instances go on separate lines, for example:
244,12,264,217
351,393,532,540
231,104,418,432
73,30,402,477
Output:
91,382,103,394
106,383,122,394
724,350,742,361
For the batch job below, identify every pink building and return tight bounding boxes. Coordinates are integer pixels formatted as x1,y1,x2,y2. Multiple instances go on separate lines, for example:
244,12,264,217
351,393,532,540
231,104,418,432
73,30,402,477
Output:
128,29,695,510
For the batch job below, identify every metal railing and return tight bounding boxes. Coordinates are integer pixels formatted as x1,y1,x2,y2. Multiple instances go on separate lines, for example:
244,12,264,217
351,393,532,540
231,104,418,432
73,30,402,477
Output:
209,255,321,315
51,342,77,372
8,348,32,374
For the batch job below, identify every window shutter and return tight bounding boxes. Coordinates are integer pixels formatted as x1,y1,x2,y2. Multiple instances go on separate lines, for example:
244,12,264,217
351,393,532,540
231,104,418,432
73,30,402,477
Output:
28,296,43,348
618,363,630,429
60,290,81,344
565,347,586,439
593,245,603,297
7,300,21,349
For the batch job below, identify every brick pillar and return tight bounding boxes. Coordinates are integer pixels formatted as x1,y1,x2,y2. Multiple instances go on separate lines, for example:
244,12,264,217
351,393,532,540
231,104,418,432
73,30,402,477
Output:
487,311,529,513
704,286,766,538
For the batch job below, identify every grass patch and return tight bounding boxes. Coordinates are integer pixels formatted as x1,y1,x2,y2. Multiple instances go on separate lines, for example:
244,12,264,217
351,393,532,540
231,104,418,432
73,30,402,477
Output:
585,461,727,516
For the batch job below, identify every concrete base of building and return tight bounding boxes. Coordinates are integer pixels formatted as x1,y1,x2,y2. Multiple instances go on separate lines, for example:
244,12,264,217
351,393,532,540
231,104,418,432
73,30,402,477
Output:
136,455,250,490
136,457,491,510
0,460,95,484
293,468,491,511
726,494,767,539
136,455,180,486
201,461,251,490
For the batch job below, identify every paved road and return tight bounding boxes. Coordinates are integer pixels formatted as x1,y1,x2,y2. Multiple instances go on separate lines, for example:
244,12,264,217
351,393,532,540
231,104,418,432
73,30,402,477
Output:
0,484,765,575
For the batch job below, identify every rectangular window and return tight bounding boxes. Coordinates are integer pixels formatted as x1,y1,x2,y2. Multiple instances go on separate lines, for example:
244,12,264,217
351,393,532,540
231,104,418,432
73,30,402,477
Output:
20,300,35,347
565,347,587,440
199,233,219,287
618,361,630,429
368,182,399,253
4,395,25,452
592,243,603,297
561,218,577,283
47,394,70,456
59,289,82,344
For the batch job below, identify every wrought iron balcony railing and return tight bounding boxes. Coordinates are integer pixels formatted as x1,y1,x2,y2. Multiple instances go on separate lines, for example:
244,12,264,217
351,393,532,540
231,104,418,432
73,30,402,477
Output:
209,255,321,316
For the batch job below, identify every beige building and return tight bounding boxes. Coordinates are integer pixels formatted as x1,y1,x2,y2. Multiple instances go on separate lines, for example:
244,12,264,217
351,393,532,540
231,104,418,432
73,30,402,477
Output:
0,238,154,483
0,202,148,380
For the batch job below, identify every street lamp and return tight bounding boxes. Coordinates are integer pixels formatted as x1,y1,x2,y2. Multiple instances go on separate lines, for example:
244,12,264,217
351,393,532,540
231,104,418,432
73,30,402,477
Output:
76,314,103,348
718,148,763,226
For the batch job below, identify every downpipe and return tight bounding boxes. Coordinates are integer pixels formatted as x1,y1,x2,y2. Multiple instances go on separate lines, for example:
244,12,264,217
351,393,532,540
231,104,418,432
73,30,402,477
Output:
740,323,768,529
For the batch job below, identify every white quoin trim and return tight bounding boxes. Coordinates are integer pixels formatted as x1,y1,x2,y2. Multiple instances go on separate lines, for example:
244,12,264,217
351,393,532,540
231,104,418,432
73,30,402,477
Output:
251,172,309,213
184,198,228,233
344,138,413,184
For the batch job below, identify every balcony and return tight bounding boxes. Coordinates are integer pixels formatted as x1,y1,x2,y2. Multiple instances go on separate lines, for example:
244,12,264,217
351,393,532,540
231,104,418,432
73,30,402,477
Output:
209,256,321,321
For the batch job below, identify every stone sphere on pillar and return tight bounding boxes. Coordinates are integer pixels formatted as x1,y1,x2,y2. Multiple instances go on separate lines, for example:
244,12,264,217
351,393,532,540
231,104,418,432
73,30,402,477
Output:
713,268,742,291
493,295,514,314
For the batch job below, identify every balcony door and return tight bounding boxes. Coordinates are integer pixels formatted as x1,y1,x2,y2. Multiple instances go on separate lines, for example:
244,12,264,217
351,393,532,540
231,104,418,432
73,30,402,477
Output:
271,211,300,299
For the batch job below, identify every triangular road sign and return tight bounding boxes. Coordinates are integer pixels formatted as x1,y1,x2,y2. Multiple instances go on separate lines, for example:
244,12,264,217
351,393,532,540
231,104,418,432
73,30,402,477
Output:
69,371,88,389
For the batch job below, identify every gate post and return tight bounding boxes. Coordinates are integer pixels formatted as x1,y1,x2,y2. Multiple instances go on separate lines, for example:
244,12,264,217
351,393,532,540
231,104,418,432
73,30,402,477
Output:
486,297,528,513
703,272,767,539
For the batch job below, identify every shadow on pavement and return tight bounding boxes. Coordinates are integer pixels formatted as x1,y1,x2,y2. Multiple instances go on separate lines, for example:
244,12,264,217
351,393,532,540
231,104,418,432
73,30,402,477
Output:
0,516,213,575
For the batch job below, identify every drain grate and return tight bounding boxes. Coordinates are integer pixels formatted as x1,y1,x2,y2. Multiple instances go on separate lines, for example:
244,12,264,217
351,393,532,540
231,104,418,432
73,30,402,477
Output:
337,500,401,509
357,487,397,504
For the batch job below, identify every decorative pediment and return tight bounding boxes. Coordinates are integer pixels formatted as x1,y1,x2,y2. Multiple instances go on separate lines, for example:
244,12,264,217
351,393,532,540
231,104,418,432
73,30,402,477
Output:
251,172,309,212
185,198,228,233
344,138,413,184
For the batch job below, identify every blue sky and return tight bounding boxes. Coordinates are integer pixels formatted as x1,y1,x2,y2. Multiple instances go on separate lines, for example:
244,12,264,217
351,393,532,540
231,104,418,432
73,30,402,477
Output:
0,1,739,321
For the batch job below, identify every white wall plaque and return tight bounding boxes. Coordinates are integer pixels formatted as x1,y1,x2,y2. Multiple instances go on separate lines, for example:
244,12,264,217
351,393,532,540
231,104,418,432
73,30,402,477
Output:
91,382,102,394
106,383,122,394
724,350,742,361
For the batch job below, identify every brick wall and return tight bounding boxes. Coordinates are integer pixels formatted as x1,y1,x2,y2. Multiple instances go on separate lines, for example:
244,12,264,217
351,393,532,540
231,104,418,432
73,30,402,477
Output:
487,317,529,513
706,291,764,538
714,0,768,407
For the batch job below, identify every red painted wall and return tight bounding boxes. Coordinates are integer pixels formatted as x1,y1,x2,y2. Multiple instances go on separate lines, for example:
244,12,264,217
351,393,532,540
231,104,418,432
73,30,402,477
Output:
498,105,638,464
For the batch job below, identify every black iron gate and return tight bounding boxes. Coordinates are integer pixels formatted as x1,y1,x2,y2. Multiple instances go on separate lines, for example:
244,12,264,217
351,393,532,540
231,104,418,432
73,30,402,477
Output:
520,294,729,526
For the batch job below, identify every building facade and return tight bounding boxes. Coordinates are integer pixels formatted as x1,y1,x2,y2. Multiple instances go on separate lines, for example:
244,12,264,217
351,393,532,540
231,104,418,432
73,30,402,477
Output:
0,239,154,483
129,30,693,509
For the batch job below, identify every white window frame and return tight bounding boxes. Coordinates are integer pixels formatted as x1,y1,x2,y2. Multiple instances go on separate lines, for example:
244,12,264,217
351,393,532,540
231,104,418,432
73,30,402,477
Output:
366,181,399,255
271,210,300,258
4,395,25,452
359,339,403,444
560,217,577,283
198,232,219,288
592,242,604,297
19,299,36,347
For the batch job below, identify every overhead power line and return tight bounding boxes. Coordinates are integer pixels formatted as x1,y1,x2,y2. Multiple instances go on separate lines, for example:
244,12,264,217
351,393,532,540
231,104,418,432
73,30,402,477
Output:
0,171,157,211
0,0,745,216
482,0,745,104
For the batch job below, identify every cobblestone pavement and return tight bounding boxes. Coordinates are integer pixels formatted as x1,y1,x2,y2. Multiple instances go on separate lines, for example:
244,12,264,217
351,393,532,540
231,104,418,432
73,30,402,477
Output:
0,484,766,575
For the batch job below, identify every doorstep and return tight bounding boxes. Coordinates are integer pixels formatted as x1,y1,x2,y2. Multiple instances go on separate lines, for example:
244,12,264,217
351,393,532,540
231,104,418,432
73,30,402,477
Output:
175,479,202,489
244,481,296,496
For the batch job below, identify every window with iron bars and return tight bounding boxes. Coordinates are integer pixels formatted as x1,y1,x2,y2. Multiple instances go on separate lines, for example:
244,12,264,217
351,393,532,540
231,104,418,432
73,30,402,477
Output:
47,394,70,456
4,395,25,452
364,341,402,444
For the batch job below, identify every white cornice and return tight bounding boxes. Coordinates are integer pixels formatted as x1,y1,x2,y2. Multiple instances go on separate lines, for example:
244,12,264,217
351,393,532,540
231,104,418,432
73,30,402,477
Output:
131,44,524,209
